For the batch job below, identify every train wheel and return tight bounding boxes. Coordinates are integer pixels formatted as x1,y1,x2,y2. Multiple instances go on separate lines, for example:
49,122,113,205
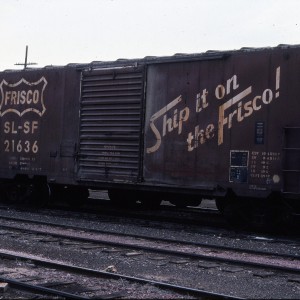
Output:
140,199,162,209
49,184,64,202
108,189,136,207
267,199,295,229
65,186,89,207
50,185,88,207
170,200,187,208
139,193,162,209
3,184,22,204
170,199,201,208
278,206,294,228
189,199,202,207
2,183,50,207
221,197,279,229
220,197,254,228
215,198,226,213
28,183,50,207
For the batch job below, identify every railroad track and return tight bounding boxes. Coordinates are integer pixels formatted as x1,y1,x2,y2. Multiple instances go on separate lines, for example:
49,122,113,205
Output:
0,249,242,299
0,208,300,298
0,213,299,275
0,206,300,252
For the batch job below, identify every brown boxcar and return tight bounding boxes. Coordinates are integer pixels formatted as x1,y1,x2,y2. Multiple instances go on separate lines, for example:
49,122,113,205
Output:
0,66,84,203
0,45,300,225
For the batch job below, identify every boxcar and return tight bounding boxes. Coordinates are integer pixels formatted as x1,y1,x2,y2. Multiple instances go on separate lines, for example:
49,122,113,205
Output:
1,44,300,225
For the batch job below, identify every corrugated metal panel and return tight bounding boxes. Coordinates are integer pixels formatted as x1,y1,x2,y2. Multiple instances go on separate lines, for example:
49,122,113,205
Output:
78,67,144,182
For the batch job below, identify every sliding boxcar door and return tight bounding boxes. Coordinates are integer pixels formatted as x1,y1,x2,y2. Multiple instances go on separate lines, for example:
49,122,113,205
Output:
77,66,144,183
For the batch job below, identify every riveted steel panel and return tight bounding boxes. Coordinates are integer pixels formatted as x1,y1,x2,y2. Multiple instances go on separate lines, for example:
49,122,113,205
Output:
78,67,144,182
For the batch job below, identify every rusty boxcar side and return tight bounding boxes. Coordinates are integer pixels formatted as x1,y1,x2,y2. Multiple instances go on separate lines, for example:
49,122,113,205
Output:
143,47,289,199
0,66,82,193
140,45,300,221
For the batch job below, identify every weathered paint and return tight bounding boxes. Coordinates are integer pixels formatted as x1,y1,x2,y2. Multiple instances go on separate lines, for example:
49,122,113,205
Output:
77,66,144,182
0,67,81,184
143,46,300,197
0,45,299,199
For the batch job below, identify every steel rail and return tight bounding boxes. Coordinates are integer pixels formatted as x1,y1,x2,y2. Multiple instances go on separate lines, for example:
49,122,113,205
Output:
0,213,298,261
0,249,243,300
0,275,90,300
0,220,299,276
0,215,300,275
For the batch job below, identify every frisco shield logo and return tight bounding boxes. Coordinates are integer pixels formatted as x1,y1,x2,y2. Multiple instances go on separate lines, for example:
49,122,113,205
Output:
0,77,47,117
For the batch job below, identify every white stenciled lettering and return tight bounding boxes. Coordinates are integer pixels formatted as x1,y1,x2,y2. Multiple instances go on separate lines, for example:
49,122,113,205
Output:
4,139,38,154
3,121,39,134
187,124,215,151
262,89,273,104
215,75,240,99
218,87,252,145
218,87,277,145
162,107,189,136
215,85,226,99
195,89,209,112
19,90,26,104
0,77,47,117
4,89,40,105
147,95,190,154
226,75,239,95
145,66,281,154
4,91,11,105
147,96,182,154
275,67,280,98
23,121,38,134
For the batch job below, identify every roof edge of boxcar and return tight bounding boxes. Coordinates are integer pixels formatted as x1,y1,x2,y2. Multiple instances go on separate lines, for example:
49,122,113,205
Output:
2,43,300,73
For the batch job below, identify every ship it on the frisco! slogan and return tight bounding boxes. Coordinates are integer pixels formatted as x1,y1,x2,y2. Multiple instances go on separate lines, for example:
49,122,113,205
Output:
146,66,281,154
